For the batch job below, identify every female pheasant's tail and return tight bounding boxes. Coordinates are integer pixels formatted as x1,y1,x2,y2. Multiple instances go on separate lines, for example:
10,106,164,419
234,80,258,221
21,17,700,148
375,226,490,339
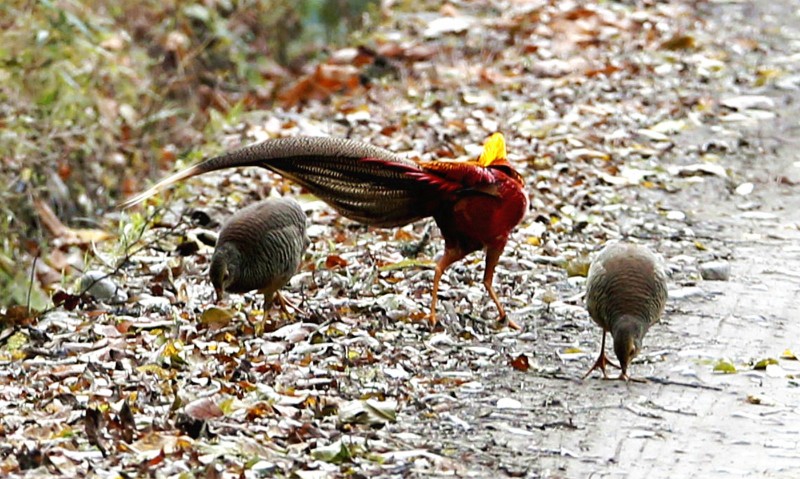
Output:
119,136,438,227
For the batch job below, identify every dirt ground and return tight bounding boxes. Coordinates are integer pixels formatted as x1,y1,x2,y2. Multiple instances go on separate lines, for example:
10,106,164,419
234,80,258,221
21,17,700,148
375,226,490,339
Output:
426,2,800,477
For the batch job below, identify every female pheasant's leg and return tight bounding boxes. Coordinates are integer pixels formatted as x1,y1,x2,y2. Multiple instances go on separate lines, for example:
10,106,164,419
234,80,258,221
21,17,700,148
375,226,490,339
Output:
483,246,521,330
429,247,467,327
582,331,621,379
274,291,309,318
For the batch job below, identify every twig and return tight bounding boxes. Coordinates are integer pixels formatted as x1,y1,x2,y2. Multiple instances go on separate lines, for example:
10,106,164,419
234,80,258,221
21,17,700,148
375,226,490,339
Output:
42,204,180,316
644,376,724,391
27,255,39,311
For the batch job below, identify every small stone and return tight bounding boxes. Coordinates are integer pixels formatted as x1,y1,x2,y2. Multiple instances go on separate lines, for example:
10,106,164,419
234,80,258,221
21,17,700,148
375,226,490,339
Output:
80,271,127,303
137,294,171,312
669,286,704,299
699,260,731,281
735,182,754,196
720,95,775,111
496,397,523,409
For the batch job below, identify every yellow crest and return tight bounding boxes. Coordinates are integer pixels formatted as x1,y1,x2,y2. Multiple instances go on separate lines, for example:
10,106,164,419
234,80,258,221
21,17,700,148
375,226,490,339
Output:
478,132,506,167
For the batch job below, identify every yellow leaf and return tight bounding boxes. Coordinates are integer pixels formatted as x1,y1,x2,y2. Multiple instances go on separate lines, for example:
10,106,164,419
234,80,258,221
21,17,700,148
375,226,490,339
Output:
199,306,234,328
163,339,184,358
713,359,737,374
565,258,591,278
526,237,541,246
694,240,707,251
755,67,782,87
753,358,778,370
219,397,236,415
563,347,583,354
6,331,28,352
478,132,506,167
781,349,797,360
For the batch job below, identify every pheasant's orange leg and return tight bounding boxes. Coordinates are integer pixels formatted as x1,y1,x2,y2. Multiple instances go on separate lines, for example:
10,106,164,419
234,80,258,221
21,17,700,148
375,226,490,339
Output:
483,246,520,330
429,247,467,328
582,331,620,379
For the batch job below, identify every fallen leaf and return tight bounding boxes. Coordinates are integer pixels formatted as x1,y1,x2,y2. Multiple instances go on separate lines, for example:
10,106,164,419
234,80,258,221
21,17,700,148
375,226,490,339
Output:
660,34,696,50
781,349,797,360
713,359,737,374
184,397,224,420
753,358,778,370
510,353,530,372
199,307,235,329
325,255,348,269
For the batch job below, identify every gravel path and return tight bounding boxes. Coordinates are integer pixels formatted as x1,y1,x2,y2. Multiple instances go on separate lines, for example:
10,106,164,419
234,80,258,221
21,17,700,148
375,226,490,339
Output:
421,2,800,477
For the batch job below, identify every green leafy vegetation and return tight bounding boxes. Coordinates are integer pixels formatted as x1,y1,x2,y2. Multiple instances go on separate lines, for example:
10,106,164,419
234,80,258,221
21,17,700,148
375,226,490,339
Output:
0,0,378,308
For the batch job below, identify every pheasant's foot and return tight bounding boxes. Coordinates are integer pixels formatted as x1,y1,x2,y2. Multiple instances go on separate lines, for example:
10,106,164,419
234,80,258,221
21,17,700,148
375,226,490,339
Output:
425,312,443,331
619,371,646,383
498,314,522,331
274,292,308,318
582,352,620,379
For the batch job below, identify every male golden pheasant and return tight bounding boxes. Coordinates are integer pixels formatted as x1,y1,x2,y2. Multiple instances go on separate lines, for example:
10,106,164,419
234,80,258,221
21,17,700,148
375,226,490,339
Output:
122,133,529,329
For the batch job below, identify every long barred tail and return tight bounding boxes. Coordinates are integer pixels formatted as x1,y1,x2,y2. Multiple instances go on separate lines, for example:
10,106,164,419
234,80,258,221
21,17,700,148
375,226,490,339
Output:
119,136,438,227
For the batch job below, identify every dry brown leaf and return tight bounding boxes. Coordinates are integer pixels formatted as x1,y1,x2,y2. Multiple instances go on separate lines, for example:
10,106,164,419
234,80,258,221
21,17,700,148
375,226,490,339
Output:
510,354,530,372
34,199,113,244
184,397,224,421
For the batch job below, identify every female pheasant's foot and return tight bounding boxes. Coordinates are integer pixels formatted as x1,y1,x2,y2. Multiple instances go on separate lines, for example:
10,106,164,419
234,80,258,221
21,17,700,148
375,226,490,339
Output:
618,370,647,383
582,352,620,379
274,291,308,318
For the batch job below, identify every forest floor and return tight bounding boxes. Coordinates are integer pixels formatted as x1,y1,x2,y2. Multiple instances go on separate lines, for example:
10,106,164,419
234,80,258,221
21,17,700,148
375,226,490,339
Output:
2,1,800,478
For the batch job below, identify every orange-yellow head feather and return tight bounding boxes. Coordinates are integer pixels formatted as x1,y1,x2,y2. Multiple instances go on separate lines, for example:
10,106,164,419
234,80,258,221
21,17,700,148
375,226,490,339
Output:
478,132,507,167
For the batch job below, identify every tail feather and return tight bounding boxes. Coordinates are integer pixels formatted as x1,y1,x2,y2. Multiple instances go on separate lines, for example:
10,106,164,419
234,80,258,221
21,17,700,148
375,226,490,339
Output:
118,164,203,209
119,136,438,227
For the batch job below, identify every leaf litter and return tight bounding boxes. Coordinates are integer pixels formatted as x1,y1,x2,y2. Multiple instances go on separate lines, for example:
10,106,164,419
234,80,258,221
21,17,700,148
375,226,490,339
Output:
4,0,800,477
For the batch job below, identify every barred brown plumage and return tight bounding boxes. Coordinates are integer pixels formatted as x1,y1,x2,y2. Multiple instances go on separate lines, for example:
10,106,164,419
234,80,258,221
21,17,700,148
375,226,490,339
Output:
583,242,668,381
210,197,309,316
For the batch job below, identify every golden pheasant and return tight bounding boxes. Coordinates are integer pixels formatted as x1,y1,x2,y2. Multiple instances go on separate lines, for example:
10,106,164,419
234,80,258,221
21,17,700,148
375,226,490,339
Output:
122,133,528,329
583,242,668,380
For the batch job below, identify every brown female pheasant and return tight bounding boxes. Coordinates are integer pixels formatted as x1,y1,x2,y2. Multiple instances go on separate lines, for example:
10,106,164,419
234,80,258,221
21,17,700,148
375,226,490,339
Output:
583,242,668,380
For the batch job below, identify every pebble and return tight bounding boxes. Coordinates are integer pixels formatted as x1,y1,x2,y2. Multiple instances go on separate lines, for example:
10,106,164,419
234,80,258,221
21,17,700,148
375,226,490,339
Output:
496,397,523,409
669,286,705,299
699,260,731,281
79,271,128,303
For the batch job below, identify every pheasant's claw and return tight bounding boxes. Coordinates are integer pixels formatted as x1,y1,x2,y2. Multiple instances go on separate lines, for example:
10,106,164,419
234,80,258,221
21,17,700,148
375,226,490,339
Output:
425,311,442,331
627,376,646,383
500,314,522,331
582,352,619,379
275,291,308,317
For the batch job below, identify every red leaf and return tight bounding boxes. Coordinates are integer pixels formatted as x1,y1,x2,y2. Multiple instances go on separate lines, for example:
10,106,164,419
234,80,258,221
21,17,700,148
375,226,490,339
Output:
325,255,348,269
510,353,530,372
